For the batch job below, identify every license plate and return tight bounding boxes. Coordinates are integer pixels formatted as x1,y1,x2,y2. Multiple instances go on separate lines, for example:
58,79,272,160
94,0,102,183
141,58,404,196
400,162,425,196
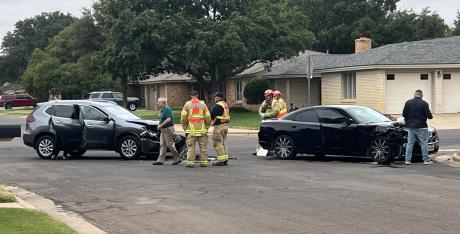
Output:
429,145,435,152
256,148,269,157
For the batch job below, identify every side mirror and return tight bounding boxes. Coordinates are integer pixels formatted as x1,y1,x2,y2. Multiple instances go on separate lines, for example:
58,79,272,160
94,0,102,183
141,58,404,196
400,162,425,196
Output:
106,116,113,122
347,118,355,125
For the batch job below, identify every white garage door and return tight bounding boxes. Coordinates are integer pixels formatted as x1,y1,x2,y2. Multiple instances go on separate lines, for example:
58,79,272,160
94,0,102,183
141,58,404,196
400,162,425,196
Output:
385,73,432,114
443,72,460,113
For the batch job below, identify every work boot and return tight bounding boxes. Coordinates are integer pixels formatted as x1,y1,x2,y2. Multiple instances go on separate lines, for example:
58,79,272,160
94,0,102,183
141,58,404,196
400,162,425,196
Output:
212,161,226,166
186,164,194,168
152,161,164,165
171,160,182,165
224,160,228,166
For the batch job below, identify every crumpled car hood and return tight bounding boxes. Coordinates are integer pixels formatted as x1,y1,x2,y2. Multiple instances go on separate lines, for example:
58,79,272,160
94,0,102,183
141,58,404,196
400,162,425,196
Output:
126,119,159,126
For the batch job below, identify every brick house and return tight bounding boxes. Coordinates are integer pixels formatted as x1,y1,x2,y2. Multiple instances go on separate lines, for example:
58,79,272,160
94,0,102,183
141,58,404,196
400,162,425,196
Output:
138,73,198,110
228,36,460,114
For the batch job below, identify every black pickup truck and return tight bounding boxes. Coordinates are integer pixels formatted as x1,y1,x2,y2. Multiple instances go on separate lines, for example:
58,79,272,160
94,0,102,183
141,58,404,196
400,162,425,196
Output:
88,91,140,111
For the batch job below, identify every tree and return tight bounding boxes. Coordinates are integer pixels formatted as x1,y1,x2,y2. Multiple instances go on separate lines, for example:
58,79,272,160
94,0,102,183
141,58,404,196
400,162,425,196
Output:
452,10,460,36
243,77,271,105
96,0,315,104
21,11,119,100
0,12,76,83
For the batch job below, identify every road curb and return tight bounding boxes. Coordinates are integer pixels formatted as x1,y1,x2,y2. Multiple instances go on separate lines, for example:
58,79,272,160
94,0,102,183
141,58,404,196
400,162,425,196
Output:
4,186,106,234
452,152,460,163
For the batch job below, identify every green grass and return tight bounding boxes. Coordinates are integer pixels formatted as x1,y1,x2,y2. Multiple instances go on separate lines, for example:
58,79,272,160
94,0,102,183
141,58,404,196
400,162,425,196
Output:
0,107,34,117
0,187,15,203
135,108,260,130
0,208,77,234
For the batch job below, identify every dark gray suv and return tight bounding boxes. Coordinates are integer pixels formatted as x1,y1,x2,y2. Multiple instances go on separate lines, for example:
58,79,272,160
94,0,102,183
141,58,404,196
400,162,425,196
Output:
23,100,186,160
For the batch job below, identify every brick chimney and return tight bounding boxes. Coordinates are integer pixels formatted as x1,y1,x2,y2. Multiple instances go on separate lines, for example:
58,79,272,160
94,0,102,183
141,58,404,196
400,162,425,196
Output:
355,37,372,53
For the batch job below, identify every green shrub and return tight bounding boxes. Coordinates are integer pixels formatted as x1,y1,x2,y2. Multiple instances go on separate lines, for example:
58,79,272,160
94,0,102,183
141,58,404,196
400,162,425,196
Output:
243,76,271,104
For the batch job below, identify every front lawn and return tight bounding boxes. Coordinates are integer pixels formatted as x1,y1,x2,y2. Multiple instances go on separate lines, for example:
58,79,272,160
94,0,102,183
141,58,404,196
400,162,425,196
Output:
0,208,77,234
135,108,260,130
0,107,34,117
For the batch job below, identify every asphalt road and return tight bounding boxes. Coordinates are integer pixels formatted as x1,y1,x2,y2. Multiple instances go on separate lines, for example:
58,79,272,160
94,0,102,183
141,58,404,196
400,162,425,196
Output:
1,116,460,233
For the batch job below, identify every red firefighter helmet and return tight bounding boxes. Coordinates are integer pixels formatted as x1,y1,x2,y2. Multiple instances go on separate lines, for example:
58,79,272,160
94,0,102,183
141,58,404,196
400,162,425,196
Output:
264,89,274,97
273,90,282,97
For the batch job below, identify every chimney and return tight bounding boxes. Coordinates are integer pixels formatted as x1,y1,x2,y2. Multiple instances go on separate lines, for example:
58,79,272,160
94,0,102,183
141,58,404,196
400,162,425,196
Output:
355,37,372,53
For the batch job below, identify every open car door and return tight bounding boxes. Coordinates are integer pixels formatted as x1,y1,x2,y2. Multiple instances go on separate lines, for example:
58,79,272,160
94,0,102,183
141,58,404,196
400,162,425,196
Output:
50,104,84,151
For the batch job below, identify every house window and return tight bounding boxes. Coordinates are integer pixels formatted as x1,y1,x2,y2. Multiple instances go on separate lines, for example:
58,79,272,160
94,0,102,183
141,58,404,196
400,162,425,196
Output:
235,81,243,101
386,74,395,80
443,74,451,80
341,72,356,99
420,74,429,80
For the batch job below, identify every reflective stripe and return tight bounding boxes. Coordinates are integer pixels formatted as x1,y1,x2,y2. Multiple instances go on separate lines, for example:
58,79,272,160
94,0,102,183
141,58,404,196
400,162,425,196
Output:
217,155,228,161
185,99,207,135
277,108,287,118
186,161,195,165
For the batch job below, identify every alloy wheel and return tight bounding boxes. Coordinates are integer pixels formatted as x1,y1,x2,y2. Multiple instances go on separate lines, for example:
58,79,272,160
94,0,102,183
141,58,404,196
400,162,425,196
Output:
274,135,295,159
370,138,390,162
38,139,54,157
121,139,138,157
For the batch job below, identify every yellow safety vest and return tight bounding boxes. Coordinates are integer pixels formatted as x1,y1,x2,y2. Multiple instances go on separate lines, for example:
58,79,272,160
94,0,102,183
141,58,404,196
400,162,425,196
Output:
213,101,231,124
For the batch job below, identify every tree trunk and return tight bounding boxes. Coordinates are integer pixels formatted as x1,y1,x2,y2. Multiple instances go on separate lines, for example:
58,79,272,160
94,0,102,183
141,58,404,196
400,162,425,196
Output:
121,75,128,108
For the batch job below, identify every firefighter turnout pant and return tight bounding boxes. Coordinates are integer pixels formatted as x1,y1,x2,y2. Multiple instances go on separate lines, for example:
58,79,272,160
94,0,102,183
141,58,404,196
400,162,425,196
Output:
186,134,208,167
213,123,229,163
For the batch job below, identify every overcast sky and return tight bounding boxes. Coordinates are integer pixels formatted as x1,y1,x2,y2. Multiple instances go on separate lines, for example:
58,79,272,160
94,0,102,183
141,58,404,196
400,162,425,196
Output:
0,0,459,41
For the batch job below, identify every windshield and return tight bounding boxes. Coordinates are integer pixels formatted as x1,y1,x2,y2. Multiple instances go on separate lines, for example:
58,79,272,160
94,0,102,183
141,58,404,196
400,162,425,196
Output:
103,105,141,120
346,107,391,124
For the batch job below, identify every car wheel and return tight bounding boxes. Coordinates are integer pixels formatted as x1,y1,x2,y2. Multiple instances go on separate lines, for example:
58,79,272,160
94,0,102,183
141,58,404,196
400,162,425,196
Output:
128,103,137,111
118,135,141,160
69,149,86,158
36,135,57,159
272,135,296,159
4,103,13,109
367,136,394,164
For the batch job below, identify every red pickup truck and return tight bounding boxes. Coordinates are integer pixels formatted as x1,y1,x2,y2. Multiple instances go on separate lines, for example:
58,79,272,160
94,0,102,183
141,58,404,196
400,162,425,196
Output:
0,94,37,109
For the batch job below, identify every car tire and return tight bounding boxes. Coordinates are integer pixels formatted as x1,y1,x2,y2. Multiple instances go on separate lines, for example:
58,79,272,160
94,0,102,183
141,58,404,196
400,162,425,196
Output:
128,103,137,111
118,135,141,160
367,136,394,164
35,135,58,159
69,149,86,158
4,103,13,109
272,134,296,159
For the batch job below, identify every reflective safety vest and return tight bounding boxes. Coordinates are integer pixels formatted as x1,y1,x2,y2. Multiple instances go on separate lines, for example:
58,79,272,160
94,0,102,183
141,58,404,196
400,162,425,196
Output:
277,98,288,118
182,99,208,136
213,101,231,125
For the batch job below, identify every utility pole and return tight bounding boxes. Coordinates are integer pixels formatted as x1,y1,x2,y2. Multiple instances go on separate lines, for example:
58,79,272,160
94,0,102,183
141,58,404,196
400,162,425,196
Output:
306,55,313,106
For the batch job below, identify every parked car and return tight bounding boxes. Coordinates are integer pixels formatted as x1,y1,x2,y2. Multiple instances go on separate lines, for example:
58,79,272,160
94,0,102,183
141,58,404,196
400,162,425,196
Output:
0,94,37,109
88,91,140,111
258,105,439,163
23,100,186,160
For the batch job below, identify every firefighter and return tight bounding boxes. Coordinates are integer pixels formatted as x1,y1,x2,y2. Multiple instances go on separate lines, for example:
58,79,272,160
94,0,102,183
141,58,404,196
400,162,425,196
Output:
259,89,282,119
273,90,288,118
210,92,230,166
180,90,212,168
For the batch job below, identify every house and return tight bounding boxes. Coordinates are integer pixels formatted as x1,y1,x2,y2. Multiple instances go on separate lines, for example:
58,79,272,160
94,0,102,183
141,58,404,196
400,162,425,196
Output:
138,73,198,110
227,36,460,114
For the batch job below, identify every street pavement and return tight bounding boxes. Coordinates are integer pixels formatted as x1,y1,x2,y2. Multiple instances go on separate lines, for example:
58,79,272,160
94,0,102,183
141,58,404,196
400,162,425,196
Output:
1,116,460,233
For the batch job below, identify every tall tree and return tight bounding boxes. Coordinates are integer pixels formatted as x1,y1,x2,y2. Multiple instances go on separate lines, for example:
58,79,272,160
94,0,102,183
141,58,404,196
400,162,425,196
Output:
452,10,460,36
0,12,76,83
21,11,118,100
96,0,315,103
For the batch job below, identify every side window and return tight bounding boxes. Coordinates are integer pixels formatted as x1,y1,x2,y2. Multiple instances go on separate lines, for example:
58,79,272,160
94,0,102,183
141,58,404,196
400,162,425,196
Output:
113,93,123,98
80,106,107,121
45,106,54,115
317,109,348,125
293,110,318,123
102,93,113,98
16,95,26,99
53,105,75,118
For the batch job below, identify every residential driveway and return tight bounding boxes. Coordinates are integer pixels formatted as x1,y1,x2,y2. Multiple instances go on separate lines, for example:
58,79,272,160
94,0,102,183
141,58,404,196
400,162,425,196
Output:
1,116,460,233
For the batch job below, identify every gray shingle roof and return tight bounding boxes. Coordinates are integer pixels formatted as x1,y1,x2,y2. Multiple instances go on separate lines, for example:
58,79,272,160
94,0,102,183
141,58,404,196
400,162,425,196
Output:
140,73,192,84
237,36,460,78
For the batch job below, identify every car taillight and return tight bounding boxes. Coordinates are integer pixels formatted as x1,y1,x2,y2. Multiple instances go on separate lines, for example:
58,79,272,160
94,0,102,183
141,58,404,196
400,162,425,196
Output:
26,114,35,122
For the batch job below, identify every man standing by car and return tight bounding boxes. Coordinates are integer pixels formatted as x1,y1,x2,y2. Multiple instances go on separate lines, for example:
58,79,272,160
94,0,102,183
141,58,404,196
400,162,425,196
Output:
181,91,212,168
403,90,434,165
211,92,231,166
153,97,181,165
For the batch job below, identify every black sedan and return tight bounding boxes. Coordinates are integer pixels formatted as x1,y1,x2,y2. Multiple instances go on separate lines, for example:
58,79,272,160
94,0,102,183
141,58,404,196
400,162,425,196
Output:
258,105,439,163
23,100,186,160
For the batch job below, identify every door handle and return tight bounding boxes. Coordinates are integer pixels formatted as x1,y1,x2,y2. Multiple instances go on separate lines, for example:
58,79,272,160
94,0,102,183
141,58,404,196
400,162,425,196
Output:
54,120,62,124
291,126,297,128
86,124,94,128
